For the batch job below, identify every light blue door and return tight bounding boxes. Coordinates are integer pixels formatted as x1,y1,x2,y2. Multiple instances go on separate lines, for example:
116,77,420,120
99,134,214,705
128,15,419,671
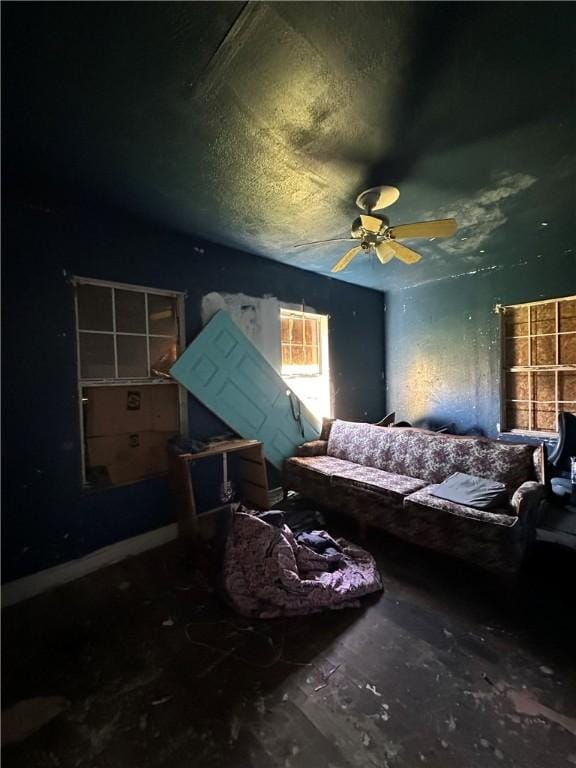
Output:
170,311,321,469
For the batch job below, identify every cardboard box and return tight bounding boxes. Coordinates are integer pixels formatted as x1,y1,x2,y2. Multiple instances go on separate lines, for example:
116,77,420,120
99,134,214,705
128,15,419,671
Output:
150,384,180,432
84,385,179,437
86,430,177,485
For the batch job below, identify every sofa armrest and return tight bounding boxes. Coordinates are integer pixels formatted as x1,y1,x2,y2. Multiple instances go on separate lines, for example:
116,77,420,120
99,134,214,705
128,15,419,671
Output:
295,440,328,457
508,481,547,566
511,481,546,520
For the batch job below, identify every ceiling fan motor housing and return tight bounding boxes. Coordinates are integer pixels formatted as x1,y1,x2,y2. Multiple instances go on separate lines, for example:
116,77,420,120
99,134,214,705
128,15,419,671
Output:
351,215,389,241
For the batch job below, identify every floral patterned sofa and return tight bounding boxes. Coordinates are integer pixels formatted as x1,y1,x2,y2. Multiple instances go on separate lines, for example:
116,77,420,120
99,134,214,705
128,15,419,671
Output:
283,420,546,575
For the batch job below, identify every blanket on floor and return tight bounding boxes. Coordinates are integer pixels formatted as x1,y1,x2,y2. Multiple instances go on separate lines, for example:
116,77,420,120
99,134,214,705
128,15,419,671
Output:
222,511,383,618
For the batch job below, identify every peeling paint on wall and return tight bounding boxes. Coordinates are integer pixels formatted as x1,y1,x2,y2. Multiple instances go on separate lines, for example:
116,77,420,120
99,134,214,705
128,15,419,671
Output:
201,291,282,369
201,292,321,372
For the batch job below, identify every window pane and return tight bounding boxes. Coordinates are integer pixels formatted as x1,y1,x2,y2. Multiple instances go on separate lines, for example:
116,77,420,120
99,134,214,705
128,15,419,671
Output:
507,404,529,430
115,289,146,333
533,404,556,431
532,336,555,366
291,318,303,345
281,344,291,366
77,285,112,331
506,338,528,367
304,318,318,345
117,335,148,377
559,372,576,401
533,372,555,402
281,317,291,344
559,299,576,332
559,333,576,365
505,306,527,337
291,345,305,365
531,303,555,336
148,294,177,335
506,372,528,400
150,336,177,376
305,345,319,366
79,333,115,378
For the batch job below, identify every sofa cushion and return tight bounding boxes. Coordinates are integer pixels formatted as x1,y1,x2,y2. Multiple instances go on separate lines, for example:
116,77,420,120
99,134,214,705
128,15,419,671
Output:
404,487,517,526
332,465,427,497
285,455,361,478
428,472,508,510
327,420,536,490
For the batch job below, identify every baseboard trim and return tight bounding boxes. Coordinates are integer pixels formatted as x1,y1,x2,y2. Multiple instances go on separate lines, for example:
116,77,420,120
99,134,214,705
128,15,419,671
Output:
2,523,178,608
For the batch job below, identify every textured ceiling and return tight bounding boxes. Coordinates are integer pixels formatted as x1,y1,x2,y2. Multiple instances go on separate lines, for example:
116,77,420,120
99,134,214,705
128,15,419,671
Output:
3,1,576,292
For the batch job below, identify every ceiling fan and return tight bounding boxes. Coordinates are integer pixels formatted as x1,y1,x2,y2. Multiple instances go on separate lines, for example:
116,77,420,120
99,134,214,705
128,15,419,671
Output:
294,185,458,273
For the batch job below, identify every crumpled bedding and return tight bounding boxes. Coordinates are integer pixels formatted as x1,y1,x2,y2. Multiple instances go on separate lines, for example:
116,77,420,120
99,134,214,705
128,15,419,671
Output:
222,510,383,618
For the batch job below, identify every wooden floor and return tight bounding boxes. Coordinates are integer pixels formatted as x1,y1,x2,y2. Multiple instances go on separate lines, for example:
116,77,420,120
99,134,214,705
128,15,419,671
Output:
2,511,576,767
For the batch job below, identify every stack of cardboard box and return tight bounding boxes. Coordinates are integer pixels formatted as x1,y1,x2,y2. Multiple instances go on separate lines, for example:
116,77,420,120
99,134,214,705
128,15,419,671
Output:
85,384,180,485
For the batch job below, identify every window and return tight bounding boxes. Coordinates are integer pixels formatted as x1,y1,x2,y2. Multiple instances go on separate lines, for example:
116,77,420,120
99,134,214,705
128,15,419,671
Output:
73,277,186,487
281,312,321,375
280,308,331,420
500,295,576,434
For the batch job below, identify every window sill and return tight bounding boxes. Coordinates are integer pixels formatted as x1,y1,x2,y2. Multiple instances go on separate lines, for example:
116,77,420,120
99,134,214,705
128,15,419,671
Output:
81,377,176,387
282,372,323,379
499,430,558,440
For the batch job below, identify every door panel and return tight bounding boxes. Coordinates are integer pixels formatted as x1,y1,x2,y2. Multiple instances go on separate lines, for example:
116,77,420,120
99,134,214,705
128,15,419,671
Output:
170,311,321,468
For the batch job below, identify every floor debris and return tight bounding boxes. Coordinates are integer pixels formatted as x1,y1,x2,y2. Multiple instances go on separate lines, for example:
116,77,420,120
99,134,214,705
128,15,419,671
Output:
314,664,341,691
507,690,576,736
1,697,69,746
229,716,241,742
151,696,172,706
3,524,575,768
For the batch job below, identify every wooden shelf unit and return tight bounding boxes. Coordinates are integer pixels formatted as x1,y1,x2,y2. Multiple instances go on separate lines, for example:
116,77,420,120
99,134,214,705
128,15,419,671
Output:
169,439,269,539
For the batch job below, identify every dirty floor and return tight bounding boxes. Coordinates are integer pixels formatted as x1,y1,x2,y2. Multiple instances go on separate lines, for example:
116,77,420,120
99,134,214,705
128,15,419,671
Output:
2,515,576,768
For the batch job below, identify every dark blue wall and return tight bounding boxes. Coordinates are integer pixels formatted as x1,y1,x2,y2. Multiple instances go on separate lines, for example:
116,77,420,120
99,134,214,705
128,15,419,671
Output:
385,253,576,438
2,199,385,582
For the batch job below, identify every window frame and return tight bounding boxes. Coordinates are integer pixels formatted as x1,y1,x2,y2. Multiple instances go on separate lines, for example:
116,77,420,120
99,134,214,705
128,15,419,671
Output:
279,306,332,420
498,294,576,437
280,308,323,377
72,276,188,486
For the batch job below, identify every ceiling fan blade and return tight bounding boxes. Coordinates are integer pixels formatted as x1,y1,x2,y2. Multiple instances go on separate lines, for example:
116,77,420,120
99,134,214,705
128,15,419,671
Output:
360,214,383,234
388,218,458,240
374,242,395,264
331,245,363,273
388,240,422,265
294,237,356,248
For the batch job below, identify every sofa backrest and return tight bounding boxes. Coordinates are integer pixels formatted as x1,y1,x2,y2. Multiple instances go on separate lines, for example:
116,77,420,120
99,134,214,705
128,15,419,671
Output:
327,420,540,490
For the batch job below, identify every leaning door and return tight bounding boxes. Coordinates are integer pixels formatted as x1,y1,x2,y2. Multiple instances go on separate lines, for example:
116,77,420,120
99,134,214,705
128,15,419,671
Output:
170,311,320,469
